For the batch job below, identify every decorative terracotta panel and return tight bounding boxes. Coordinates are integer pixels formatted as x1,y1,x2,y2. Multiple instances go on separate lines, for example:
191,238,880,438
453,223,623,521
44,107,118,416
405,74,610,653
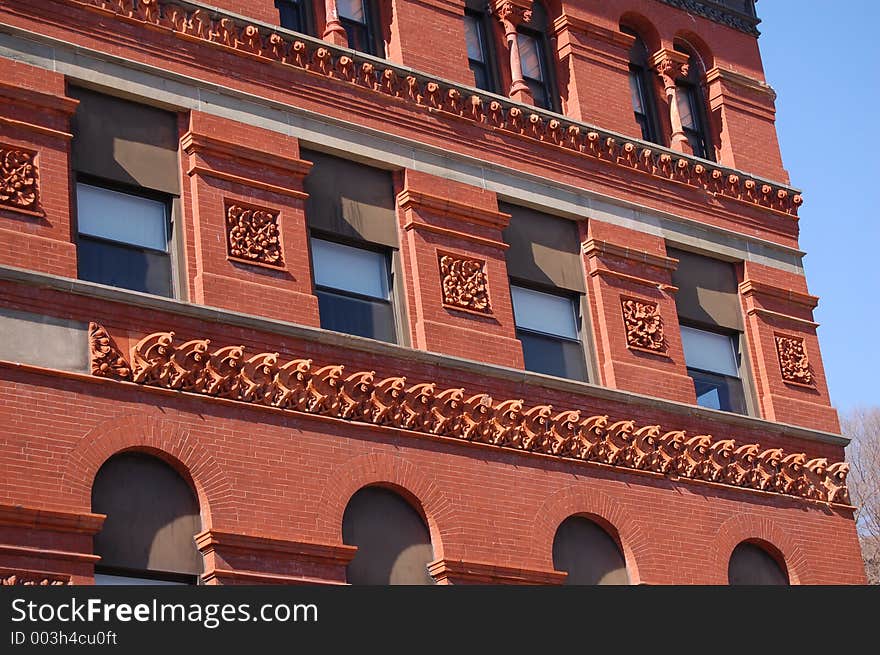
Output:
225,202,284,268
86,323,851,505
775,334,814,387
88,322,132,380
0,145,39,213
438,252,491,314
621,297,667,353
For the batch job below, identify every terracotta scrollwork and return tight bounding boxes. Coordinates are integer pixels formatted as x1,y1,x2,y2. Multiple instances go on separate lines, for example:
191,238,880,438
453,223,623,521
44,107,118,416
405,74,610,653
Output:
85,323,851,505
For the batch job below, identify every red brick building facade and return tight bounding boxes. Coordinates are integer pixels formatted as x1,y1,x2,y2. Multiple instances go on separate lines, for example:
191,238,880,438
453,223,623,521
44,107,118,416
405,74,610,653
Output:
0,0,866,585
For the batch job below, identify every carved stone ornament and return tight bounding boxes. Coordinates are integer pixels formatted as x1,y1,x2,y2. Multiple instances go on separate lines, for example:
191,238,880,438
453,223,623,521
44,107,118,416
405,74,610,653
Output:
59,0,802,218
88,322,132,380
225,202,283,267
438,253,492,314
775,334,814,386
2,573,69,586
86,323,851,505
621,298,667,353
0,146,40,212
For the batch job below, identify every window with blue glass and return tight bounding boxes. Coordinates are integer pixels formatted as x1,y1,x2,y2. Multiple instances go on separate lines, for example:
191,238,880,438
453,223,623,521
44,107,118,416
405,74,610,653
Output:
275,0,312,34
680,325,747,414
510,284,587,381
311,237,396,342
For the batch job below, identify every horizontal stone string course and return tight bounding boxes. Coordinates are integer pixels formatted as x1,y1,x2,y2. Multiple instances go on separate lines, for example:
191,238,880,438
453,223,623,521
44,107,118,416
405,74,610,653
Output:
87,323,850,505
68,0,801,216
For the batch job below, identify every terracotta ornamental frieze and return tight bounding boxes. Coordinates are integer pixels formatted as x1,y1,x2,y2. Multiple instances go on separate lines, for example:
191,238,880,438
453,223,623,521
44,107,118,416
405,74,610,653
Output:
61,0,801,217
621,298,667,353
775,334,814,386
1,573,69,586
0,145,40,213
88,324,850,505
225,202,284,268
438,253,492,314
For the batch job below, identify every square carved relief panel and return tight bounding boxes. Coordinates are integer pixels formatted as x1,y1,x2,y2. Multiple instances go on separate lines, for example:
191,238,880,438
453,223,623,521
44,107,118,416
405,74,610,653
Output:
437,251,492,314
225,201,284,268
621,297,668,354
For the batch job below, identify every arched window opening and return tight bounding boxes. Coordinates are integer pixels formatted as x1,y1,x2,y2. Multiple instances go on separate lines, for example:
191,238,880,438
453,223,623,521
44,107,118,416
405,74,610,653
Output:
92,452,202,585
343,486,435,585
674,42,713,160
728,542,789,585
622,26,661,144
552,516,629,585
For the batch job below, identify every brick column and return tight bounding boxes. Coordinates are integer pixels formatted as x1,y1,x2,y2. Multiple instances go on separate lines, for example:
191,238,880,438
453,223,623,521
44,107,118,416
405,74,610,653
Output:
0,60,79,278
651,48,691,155
396,170,523,367
181,112,320,326
552,14,635,135
739,263,839,432
582,220,694,402
706,67,789,183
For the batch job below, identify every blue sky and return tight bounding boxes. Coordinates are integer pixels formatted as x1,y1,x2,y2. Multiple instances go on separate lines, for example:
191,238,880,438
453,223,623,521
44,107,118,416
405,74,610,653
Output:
757,1,880,414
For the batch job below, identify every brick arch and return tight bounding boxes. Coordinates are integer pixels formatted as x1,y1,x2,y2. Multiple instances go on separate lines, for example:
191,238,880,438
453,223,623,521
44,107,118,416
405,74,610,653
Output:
619,11,662,53
712,513,807,585
63,413,236,527
530,485,651,584
318,453,456,559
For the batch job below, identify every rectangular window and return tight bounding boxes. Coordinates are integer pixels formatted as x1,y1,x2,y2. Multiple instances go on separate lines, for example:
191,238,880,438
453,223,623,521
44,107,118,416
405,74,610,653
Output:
517,32,550,110
276,0,309,34
465,11,495,93
338,0,376,55
311,237,396,343
680,325,746,414
629,66,659,143
676,84,710,160
76,182,172,297
511,285,587,381
70,88,181,298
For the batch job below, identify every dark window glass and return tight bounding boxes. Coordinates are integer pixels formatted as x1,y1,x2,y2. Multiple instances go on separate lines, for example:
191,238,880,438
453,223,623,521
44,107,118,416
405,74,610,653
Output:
464,8,499,93
511,285,587,381
311,237,396,343
75,182,172,297
622,27,661,144
674,45,714,161
315,290,396,343
515,2,557,111
681,325,746,414
728,542,789,585
338,0,379,55
552,516,629,585
276,0,310,34
92,452,201,585
343,487,434,585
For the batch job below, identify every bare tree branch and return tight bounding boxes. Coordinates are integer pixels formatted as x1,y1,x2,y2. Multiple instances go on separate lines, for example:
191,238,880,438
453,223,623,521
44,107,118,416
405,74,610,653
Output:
843,406,880,584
